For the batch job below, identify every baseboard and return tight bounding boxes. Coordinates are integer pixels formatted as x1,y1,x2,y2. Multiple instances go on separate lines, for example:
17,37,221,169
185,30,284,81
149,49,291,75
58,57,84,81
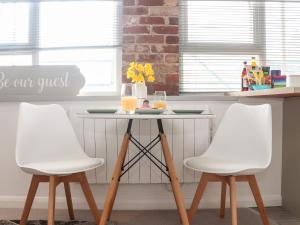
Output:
0,195,282,210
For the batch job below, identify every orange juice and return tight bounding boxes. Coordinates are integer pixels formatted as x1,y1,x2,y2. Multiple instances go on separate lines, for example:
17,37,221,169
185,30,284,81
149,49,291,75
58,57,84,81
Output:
121,96,137,112
154,101,167,109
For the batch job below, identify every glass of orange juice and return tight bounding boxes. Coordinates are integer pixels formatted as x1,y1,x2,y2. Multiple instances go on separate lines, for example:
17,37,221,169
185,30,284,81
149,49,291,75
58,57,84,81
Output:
153,91,167,109
121,83,137,114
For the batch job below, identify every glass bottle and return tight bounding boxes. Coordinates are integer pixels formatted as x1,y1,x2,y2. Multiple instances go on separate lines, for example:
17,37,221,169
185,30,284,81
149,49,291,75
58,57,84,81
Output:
241,61,249,91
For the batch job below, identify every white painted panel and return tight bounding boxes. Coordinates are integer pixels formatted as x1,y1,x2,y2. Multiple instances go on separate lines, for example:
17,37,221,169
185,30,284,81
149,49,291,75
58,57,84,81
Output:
105,119,118,182
150,119,162,183
183,119,195,183
69,107,85,148
172,119,184,183
83,118,96,183
194,119,211,181
139,119,151,183
128,120,140,183
95,119,107,183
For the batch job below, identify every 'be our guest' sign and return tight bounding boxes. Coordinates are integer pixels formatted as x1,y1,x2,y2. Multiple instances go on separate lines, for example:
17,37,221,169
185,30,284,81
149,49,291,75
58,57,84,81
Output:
0,65,85,96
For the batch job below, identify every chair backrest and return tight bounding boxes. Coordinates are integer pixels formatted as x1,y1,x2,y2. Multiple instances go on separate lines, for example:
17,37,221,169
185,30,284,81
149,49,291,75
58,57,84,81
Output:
206,103,272,168
16,103,86,166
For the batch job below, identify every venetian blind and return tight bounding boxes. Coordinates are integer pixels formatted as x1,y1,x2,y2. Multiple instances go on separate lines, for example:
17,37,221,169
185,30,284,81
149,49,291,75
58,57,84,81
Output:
180,0,300,92
0,0,122,93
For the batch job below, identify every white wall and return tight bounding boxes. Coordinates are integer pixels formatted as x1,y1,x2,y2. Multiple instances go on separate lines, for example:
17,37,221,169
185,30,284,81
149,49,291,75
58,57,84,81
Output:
0,97,283,211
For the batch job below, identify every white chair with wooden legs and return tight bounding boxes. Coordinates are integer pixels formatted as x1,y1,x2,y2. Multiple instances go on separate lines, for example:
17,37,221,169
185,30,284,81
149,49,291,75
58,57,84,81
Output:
16,103,104,225
184,103,272,225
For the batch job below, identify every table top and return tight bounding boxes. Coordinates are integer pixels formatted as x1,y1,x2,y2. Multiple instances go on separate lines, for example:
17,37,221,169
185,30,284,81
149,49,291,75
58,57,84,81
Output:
77,111,215,119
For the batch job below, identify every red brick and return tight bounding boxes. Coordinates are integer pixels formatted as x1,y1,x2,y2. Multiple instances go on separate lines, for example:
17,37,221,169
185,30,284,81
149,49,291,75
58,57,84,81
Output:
165,54,179,63
169,17,178,25
124,0,135,6
140,16,165,25
136,45,150,53
124,26,150,34
166,36,179,44
153,26,178,34
137,54,163,63
153,64,179,73
136,35,164,44
123,16,139,25
149,7,178,16
123,35,135,44
166,74,179,84
164,0,178,6
124,7,148,15
137,0,164,6
123,54,136,62
151,45,179,53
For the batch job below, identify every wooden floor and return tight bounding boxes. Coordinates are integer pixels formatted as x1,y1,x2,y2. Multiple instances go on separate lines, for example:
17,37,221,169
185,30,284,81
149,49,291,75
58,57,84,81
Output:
0,207,299,225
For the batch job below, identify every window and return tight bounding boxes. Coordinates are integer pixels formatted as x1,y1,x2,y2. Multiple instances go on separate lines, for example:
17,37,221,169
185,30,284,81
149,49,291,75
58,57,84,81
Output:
0,1,122,94
180,0,300,92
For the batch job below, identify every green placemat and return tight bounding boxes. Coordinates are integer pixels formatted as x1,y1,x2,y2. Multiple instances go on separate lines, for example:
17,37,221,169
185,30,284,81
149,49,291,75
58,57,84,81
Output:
172,109,204,114
87,109,118,114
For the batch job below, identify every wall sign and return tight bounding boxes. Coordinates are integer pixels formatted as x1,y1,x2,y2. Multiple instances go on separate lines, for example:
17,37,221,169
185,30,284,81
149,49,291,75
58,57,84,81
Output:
0,65,85,96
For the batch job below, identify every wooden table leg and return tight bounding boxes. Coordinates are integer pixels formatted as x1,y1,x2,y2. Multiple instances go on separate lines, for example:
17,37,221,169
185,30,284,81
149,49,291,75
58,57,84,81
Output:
159,120,189,225
99,124,131,225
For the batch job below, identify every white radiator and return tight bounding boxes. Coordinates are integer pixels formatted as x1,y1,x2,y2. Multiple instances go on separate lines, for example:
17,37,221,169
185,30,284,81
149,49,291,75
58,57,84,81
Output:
70,109,211,184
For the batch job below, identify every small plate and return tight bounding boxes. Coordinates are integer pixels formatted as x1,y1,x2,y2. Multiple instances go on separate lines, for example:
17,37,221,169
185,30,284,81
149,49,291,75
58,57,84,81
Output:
172,109,204,114
87,109,118,114
135,109,165,114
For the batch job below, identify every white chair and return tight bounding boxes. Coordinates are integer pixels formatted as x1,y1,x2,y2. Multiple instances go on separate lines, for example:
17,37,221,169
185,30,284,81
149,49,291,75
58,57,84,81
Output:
16,103,104,225
184,103,272,225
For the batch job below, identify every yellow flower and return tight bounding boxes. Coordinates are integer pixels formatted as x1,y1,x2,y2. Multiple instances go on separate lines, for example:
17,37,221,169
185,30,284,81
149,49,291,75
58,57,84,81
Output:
147,76,155,82
144,63,152,70
137,64,144,73
129,62,136,69
136,73,145,83
131,75,139,83
127,69,135,79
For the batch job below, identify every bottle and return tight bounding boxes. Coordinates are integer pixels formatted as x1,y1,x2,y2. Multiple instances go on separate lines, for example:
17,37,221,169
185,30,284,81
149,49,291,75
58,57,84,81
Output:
241,61,249,91
251,57,257,70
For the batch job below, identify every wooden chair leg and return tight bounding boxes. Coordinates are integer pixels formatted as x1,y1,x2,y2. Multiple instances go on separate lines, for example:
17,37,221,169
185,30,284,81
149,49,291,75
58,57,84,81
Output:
188,173,209,222
248,175,270,225
79,173,101,224
220,181,227,218
48,176,58,225
64,182,75,220
229,176,238,225
20,176,40,225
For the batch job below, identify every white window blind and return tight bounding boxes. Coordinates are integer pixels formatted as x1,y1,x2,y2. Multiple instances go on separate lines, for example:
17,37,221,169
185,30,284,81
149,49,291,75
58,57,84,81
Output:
180,0,300,92
0,0,122,94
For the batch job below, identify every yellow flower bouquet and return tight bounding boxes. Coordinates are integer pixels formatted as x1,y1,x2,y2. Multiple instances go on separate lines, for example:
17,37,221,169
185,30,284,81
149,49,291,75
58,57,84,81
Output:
127,62,155,83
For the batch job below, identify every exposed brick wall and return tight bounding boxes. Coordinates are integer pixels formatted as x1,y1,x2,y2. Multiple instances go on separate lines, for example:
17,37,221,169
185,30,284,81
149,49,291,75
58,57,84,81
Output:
123,0,179,95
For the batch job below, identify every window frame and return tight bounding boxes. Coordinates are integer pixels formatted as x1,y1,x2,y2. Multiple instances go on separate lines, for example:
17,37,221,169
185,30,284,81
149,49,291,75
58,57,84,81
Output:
0,1,122,96
179,0,267,93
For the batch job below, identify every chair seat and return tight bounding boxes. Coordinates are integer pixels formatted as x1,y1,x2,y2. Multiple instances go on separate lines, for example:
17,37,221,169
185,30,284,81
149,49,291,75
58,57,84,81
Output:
184,155,266,175
20,157,104,175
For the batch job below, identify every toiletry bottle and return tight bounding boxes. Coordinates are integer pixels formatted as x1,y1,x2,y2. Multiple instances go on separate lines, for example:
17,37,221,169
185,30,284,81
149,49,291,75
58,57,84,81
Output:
241,61,249,91
251,57,257,70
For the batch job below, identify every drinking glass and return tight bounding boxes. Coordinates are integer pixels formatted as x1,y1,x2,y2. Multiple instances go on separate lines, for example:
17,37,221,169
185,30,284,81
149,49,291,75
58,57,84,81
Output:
153,91,167,109
121,83,137,114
